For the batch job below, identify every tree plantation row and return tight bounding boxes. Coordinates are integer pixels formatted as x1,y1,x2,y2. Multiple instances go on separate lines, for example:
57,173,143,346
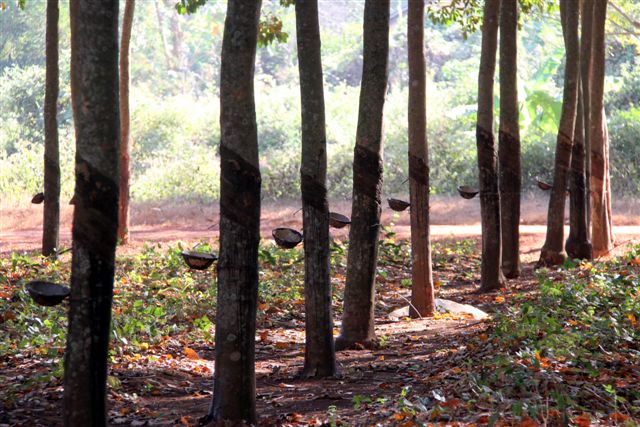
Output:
2,0,639,425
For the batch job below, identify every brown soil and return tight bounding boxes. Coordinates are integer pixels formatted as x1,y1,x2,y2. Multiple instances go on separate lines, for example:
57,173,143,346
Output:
1,195,639,257
1,196,639,426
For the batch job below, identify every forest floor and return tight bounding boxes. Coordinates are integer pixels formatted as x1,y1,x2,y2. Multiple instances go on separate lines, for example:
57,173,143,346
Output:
1,196,639,426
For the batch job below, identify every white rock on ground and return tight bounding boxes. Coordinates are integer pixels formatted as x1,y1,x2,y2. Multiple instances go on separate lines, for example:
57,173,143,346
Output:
388,298,489,321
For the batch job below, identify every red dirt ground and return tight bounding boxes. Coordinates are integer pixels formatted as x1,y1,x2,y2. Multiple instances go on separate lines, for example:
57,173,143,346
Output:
1,195,639,258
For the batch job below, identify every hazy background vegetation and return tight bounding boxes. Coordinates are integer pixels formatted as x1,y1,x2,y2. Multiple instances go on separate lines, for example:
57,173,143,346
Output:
1,0,639,204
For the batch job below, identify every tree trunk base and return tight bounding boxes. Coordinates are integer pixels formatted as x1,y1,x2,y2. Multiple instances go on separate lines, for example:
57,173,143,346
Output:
334,336,378,351
501,263,520,279
565,237,593,260
299,365,338,379
537,248,567,267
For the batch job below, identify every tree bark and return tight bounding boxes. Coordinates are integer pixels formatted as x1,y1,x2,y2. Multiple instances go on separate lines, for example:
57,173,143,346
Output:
295,0,336,378
538,0,580,267
204,0,262,424
407,0,434,318
64,0,120,425
476,0,504,292
590,0,614,256
118,0,135,245
42,0,60,258
498,0,521,278
335,0,389,350
566,82,593,259
580,0,594,238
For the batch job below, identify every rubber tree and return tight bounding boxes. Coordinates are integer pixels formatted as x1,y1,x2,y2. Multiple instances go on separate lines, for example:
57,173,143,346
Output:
295,0,336,378
408,0,434,318
335,0,390,350
498,0,521,279
117,0,135,245
589,0,614,256
203,0,262,424
475,0,504,292
64,0,120,424
42,0,60,257
580,0,594,236
538,0,580,267
566,85,593,259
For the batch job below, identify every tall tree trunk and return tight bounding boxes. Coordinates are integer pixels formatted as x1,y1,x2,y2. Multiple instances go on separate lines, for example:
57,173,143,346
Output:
407,0,434,318
118,0,135,245
580,0,594,238
538,0,580,267
295,0,336,378
64,0,120,425
42,0,60,257
566,83,593,259
590,0,614,256
204,0,262,424
476,0,504,292
335,0,390,350
498,0,521,278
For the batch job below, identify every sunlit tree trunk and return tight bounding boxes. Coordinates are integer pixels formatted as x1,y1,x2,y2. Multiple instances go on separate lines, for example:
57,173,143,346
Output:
204,0,262,424
538,0,580,266
590,0,614,256
42,0,60,257
295,0,336,378
476,0,504,292
336,0,389,350
498,0,520,278
407,0,434,317
580,0,594,237
117,0,135,245
64,0,120,424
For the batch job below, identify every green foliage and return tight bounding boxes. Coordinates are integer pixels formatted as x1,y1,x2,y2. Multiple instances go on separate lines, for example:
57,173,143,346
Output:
608,108,640,194
470,255,640,418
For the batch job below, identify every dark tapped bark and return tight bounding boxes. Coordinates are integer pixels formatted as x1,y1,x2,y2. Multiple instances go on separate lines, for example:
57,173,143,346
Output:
295,0,336,378
203,0,262,425
407,0,434,317
498,0,521,279
64,0,120,425
336,0,389,350
539,0,580,267
42,0,60,257
476,0,504,292
566,84,593,259
117,0,135,245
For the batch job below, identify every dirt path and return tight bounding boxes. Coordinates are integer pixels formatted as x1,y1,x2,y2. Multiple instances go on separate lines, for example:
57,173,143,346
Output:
2,195,639,258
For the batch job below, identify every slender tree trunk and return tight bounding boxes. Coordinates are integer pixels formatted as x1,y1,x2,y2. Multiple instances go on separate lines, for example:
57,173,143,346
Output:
118,0,135,245
566,83,593,259
204,0,262,424
538,0,580,267
295,0,336,378
590,0,614,256
476,0,504,292
580,0,594,238
498,0,521,278
42,0,60,257
153,0,172,69
335,0,389,350
407,0,434,317
64,0,120,425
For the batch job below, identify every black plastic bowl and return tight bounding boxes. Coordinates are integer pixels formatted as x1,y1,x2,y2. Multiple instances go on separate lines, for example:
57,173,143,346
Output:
181,251,218,270
272,227,303,249
388,198,410,212
26,281,70,306
329,212,351,229
457,185,479,199
535,178,553,191
31,192,44,204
